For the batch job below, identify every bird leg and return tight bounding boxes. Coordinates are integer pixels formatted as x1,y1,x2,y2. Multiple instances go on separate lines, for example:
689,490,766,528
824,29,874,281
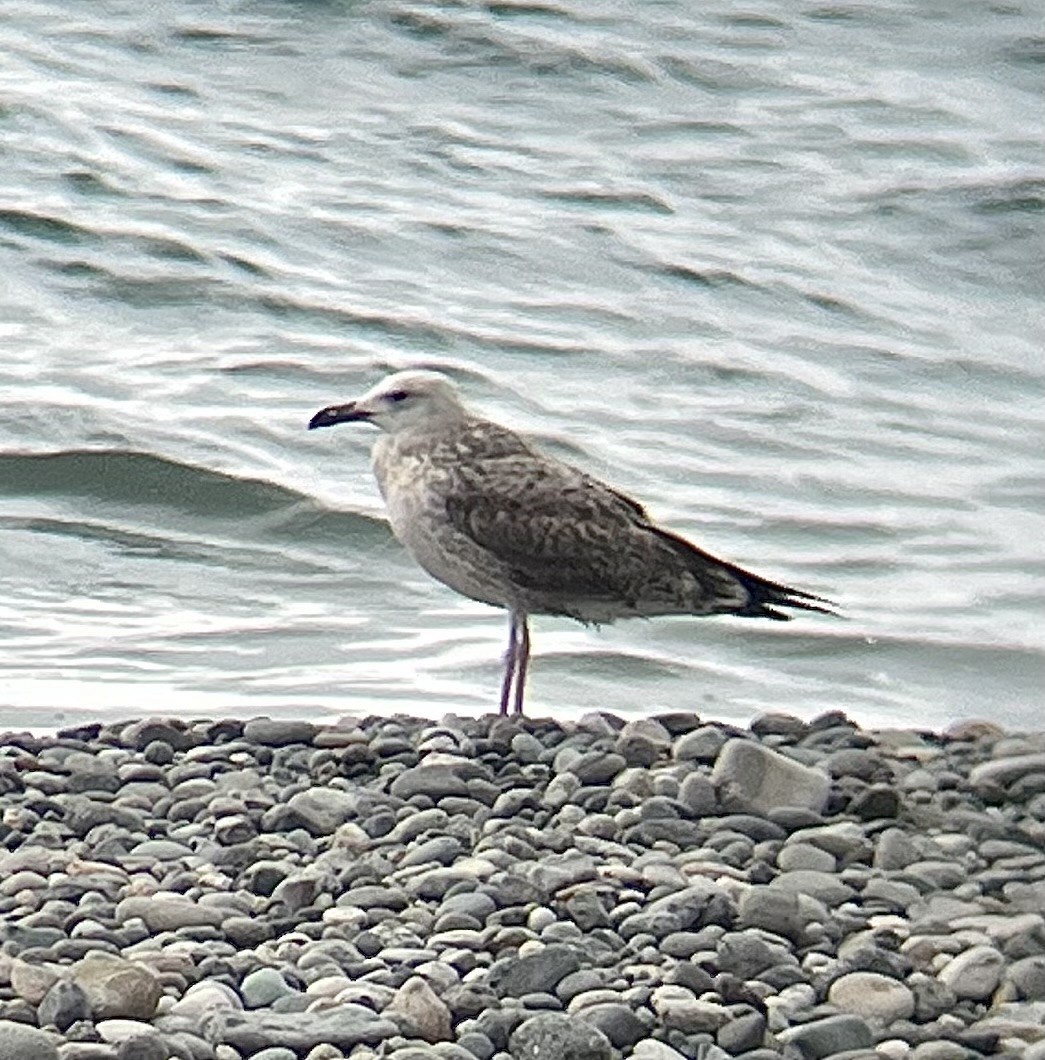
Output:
511,615,530,716
498,614,518,715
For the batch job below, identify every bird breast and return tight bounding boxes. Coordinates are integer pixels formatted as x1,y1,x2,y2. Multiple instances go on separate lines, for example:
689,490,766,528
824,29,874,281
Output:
371,434,515,610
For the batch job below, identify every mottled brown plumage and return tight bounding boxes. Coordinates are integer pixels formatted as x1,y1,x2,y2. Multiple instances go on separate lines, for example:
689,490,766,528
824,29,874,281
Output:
309,370,832,714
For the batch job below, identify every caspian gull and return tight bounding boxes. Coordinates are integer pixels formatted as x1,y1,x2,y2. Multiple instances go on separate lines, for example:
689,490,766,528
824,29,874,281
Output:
309,369,833,715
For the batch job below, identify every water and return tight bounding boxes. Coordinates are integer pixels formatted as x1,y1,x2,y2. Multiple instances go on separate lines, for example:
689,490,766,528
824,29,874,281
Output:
1,0,1042,733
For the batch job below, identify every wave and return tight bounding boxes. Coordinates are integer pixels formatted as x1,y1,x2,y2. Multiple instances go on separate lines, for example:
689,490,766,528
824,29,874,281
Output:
0,448,387,546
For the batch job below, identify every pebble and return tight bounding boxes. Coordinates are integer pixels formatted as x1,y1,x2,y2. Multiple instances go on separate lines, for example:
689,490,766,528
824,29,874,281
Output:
936,944,1007,1000
827,971,916,1023
0,712,1041,1059
509,1012,612,1060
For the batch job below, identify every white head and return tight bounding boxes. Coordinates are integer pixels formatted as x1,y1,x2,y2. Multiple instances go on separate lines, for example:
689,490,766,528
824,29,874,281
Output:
309,369,466,435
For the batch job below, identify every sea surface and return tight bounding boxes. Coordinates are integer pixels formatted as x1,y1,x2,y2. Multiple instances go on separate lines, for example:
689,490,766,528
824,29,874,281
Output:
1,0,1042,733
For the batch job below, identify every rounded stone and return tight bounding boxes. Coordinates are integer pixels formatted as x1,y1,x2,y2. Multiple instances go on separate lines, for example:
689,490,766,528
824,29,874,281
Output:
0,1020,59,1060
70,955,162,1020
777,842,836,873
509,1012,611,1060
1006,955,1045,999
385,976,452,1042
827,972,915,1023
937,945,1006,1000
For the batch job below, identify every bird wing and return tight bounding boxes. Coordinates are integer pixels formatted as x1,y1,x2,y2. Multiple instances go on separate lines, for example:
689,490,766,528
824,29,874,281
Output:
440,438,688,604
434,420,828,619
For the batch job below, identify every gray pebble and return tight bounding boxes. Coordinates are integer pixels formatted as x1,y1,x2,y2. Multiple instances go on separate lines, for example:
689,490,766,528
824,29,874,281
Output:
509,1013,611,1060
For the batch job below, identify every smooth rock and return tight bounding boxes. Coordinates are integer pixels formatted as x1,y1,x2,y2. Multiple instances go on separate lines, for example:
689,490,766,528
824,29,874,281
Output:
242,718,318,746
827,972,916,1023
738,886,804,942
777,1013,874,1058
937,944,1006,1000
10,959,59,1005
1007,955,1045,1000
38,980,92,1031
390,765,471,800
712,739,830,814
769,870,855,906
385,976,452,1042
71,954,162,1020
489,944,580,997
574,1003,646,1050
0,1020,59,1060
282,788,359,835
716,1010,766,1053
969,753,1045,788
115,896,225,932
217,1008,398,1052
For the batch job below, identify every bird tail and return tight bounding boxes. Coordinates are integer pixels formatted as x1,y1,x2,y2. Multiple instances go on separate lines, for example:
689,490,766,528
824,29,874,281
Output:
650,527,837,621
726,565,836,621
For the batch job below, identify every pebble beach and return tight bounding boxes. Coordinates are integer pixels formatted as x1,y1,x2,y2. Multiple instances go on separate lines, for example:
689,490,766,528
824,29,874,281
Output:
0,711,1043,1060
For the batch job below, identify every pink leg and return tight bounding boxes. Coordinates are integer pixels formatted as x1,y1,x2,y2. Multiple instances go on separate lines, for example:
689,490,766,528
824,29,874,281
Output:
512,615,530,716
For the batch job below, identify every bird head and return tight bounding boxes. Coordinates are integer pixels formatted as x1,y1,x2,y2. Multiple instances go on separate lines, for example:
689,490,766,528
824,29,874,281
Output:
308,369,465,434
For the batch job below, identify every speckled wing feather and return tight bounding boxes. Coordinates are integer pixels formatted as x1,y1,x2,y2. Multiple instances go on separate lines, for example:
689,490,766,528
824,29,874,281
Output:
437,421,746,618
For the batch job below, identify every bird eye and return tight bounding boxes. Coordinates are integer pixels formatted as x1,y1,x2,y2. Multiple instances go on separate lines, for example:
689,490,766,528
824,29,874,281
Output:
387,390,409,403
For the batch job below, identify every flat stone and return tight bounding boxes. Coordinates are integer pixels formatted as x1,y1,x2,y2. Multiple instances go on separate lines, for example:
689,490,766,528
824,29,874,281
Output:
863,878,921,911
777,842,836,873
751,713,810,737
401,835,464,867
123,839,193,861
827,972,915,1023
340,884,410,910
116,896,225,932
788,821,871,860
282,788,360,835
217,1007,397,1052
910,1043,970,1060
390,765,471,801
570,752,627,784
711,739,830,814
490,944,581,997
61,795,145,838
969,753,1045,788
777,1014,874,1059
242,718,318,746
770,870,856,906
717,930,796,979
652,996,724,1030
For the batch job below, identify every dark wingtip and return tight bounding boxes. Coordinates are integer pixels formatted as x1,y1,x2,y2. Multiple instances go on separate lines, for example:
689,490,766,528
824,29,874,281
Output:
741,586,839,621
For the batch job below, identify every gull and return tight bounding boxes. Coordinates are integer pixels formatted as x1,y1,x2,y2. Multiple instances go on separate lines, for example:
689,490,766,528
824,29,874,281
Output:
309,369,833,716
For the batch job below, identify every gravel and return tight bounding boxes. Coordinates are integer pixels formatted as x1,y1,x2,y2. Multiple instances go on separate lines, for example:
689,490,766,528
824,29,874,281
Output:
0,711,1042,1059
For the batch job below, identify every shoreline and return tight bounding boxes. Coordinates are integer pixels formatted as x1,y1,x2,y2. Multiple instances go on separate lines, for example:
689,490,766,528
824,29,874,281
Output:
0,710,1043,1060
